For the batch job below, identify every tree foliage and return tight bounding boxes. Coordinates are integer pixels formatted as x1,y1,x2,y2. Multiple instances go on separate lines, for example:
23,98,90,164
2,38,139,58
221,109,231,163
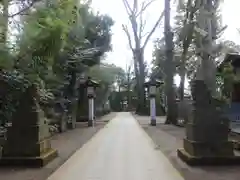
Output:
87,63,125,106
0,0,115,125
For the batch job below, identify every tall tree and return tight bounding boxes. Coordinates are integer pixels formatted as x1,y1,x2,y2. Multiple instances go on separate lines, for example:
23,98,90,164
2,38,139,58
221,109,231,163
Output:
164,0,177,124
122,0,164,114
174,0,195,100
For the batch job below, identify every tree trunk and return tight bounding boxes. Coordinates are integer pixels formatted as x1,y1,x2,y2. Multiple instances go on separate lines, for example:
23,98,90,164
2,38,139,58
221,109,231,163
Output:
127,79,131,110
164,32,177,124
135,48,146,114
179,72,185,101
164,0,177,124
133,50,141,110
179,55,186,101
66,66,77,97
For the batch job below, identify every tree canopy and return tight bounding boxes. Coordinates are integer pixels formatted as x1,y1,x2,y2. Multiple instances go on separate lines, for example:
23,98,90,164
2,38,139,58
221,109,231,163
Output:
0,0,116,125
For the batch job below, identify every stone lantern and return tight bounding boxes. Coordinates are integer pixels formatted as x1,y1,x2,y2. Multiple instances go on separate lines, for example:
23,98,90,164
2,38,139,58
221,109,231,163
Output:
1,84,58,167
85,77,99,127
144,79,163,126
177,55,240,165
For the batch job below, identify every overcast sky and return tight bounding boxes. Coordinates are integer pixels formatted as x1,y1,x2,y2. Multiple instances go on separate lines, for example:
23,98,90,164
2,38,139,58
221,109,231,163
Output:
91,0,240,71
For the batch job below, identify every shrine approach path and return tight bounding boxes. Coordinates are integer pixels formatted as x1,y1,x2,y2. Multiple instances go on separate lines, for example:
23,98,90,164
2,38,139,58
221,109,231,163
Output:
47,112,184,180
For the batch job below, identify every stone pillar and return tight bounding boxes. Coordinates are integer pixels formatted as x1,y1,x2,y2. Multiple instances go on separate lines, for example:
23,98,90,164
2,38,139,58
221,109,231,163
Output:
0,85,58,167
150,97,156,126
58,110,68,132
67,98,77,129
88,98,94,127
177,80,240,165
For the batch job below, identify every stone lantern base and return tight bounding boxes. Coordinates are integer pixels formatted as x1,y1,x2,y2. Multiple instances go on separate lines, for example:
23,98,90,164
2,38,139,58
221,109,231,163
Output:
177,80,240,166
177,148,240,166
1,140,58,167
150,119,157,126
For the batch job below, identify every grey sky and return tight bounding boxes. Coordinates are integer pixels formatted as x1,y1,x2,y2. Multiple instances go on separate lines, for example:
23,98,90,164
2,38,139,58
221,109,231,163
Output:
91,0,240,71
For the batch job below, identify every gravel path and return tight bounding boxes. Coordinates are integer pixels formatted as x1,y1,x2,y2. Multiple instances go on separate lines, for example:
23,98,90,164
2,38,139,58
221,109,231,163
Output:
135,115,240,180
0,112,116,180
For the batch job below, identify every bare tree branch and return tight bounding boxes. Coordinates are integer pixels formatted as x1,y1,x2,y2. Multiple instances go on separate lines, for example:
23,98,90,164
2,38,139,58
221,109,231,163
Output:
128,15,140,49
122,24,134,52
142,10,164,48
133,0,138,14
141,31,150,38
138,11,147,39
136,0,156,17
122,0,140,49
122,0,134,16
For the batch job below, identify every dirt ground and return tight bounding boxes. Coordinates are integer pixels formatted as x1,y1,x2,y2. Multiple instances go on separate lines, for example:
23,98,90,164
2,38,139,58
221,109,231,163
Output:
135,115,240,180
0,112,116,180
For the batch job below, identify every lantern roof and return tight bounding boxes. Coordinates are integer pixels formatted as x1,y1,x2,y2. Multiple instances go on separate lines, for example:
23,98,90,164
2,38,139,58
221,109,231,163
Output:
85,76,99,87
